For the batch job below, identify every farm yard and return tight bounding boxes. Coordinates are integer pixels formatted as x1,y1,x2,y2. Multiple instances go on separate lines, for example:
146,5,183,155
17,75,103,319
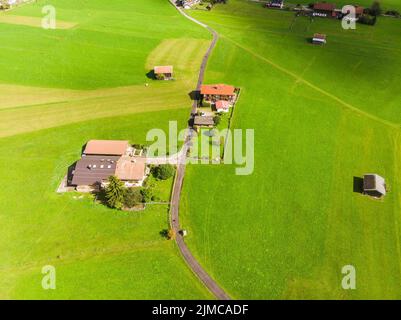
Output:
0,0,212,299
1,0,401,300
180,0,401,299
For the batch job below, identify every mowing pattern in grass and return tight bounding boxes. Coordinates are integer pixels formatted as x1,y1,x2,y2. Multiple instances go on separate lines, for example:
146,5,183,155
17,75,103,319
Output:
0,0,213,299
181,0,401,299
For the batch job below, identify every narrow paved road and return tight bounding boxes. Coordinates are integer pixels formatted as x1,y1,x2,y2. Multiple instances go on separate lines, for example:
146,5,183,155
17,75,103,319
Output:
168,1,231,300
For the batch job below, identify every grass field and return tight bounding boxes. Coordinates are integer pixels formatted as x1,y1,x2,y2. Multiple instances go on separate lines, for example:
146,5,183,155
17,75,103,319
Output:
0,0,213,299
181,1,401,299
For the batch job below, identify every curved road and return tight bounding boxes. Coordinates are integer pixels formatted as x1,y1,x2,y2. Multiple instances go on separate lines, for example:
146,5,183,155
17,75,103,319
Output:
168,1,230,300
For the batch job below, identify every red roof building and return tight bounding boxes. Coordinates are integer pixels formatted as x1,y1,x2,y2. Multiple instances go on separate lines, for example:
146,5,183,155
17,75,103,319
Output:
200,84,236,102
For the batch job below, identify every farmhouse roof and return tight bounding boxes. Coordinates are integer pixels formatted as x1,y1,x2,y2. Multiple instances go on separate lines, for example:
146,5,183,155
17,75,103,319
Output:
355,6,364,15
84,140,129,156
313,2,336,11
194,116,214,126
115,156,146,181
313,33,327,40
154,66,173,74
200,84,235,96
363,174,386,196
71,156,119,186
215,100,230,110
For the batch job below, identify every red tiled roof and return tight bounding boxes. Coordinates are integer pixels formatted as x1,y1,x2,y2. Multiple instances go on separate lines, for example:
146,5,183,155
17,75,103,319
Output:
313,33,327,40
355,6,364,15
115,156,146,181
215,100,230,110
84,140,129,156
154,66,173,74
200,84,235,96
313,2,335,11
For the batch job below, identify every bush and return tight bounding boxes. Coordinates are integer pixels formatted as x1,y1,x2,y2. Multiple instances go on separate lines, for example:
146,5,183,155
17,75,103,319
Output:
152,164,176,180
213,115,221,126
140,187,153,203
123,188,143,208
385,10,400,17
167,229,176,240
358,14,377,25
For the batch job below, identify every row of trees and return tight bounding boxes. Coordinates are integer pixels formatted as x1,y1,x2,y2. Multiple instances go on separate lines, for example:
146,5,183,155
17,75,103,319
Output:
104,164,176,210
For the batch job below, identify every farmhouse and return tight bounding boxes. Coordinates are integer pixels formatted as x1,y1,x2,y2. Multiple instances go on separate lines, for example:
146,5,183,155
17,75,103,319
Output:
193,116,214,131
115,156,147,187
200,84,236,103
266,0,284,9
70,140,147,191
363,174,387,198
312,33,327,45
313,2,336,17
154,66,173,80
215,100,230,113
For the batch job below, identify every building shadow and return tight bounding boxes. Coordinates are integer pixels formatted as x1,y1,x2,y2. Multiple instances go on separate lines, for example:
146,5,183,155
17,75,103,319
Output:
146,70,156,80
353,176,364,193
67,162,77,186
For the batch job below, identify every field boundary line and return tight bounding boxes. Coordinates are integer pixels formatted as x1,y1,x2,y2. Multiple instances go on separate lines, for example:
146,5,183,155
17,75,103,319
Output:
221,34,400,130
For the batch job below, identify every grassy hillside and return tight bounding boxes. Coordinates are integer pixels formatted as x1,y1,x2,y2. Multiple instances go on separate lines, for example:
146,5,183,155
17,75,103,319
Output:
0,0,212,299
181,0,401,299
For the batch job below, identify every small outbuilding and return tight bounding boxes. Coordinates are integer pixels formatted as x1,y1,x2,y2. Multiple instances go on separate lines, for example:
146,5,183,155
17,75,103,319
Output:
193,116,214,131
312,33,327,45
154,66,173,80
266,0,284,9
363,174,386,198
313,2,336,17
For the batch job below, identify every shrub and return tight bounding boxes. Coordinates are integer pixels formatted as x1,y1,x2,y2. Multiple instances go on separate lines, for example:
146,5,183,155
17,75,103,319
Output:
123,188,143,208
385,10,400,17
167,229,176,240
140,187,153,203
358,14,377,25
152,164,176,180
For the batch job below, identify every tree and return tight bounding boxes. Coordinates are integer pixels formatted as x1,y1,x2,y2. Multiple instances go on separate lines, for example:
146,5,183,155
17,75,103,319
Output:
123,188,143,208
167,228,176,240
105,176,126,209
152,164,176,180
213,115,221,126
370,1,382,16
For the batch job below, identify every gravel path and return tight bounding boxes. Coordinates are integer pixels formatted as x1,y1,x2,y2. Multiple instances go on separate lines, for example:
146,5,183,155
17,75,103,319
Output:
167,0,230,300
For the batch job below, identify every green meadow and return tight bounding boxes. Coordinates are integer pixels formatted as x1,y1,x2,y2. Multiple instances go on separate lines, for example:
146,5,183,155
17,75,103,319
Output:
0,0,212,299
181,1,401,299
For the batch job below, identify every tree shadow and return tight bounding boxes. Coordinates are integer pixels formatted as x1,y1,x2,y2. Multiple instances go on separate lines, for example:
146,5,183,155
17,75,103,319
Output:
159,229,169,239
353,176,364,193
95,186,108,205
188,90,200,101
146,70,156,80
